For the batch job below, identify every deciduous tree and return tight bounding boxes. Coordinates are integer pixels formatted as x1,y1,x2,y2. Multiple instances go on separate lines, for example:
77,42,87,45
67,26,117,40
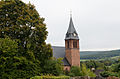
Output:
0,0,53,78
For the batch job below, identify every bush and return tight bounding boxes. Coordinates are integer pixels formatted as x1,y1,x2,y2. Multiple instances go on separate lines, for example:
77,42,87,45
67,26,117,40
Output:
42,58,64,76
81,64,96,77
100,71,119,77
68,65,96,77
111,63,120,72
30,76,70,79
68,66,82,77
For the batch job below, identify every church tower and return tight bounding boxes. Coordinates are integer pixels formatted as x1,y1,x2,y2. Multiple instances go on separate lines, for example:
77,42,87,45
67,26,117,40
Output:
65,15,80,67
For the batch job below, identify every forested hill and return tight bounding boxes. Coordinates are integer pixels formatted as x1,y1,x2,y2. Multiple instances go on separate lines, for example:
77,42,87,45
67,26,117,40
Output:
80,49,120,59
52,46,120,59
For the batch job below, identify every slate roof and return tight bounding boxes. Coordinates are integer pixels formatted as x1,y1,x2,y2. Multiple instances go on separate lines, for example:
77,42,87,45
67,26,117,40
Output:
52,46,70,66
65,17,79,40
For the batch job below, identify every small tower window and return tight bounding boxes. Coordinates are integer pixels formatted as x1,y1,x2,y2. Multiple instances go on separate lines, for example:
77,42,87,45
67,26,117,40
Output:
65,68,68,71
73,40,77,48
67,41,69,48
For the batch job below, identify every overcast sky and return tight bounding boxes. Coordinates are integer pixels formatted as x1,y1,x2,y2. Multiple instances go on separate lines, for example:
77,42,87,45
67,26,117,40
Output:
23,0,120,51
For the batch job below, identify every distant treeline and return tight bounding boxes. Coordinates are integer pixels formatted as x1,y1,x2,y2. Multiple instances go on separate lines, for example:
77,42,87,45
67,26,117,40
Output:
80,50,120,59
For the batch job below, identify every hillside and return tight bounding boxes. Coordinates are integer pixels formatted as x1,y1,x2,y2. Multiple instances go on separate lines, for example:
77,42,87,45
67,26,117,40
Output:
80,49,120,59
52,46,120,60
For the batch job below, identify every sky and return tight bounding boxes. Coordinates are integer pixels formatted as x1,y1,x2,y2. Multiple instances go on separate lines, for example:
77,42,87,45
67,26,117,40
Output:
23,0,120,51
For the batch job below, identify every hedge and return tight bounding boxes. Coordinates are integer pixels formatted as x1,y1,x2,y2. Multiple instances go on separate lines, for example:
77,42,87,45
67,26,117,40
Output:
30,76,70,79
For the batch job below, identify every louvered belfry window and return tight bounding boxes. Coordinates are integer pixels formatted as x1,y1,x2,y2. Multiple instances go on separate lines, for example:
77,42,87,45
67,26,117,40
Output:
73,40,77,48
67,40,69,48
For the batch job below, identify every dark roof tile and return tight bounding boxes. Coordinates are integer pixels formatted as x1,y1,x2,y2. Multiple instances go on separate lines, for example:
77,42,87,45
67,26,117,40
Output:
52,46,70,66
65,17,79,40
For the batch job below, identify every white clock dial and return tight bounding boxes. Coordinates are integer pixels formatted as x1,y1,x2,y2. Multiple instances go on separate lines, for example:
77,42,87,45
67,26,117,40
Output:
73,33,76,36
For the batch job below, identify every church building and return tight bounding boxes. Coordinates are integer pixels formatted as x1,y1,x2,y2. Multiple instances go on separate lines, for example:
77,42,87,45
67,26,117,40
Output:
52,16,80,71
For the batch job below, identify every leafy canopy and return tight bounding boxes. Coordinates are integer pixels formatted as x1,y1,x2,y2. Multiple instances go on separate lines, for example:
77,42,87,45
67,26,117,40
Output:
0,0,53,78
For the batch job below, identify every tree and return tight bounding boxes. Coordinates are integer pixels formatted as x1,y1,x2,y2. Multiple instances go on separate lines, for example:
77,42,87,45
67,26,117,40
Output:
81,64,88,76
0,0,52,61
85,60,104,69
0,0,53,78
81,64,96,77
0,38,42,79
43,58,64,76
0,38,18,57
111,63,120,72
68,66,82,77
100,71,119,77
69,66,81,76
68,64,96,77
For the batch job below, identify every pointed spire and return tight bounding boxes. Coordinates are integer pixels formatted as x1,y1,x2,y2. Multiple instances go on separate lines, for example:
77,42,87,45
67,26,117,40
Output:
67,17,76,33
65,13,79,40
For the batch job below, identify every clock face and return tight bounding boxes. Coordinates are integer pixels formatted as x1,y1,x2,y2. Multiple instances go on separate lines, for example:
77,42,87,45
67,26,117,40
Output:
73,33,76,36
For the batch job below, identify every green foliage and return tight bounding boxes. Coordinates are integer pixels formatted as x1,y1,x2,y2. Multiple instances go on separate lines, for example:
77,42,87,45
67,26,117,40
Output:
68,64,96,77
0,56,41,79
69,66,82,76
0,0,53,61
111,63,120,72
81,55,120,78
118,58,120,62
0,38,18,57
80,50,120,60
104,66,110,71
81,64,87,76
30,76,70,79
100,71,119,77
42,58,64,76
0,38,41,79
100,71,110,77
81,64,96,77
82,60,104,69
0,0,53,78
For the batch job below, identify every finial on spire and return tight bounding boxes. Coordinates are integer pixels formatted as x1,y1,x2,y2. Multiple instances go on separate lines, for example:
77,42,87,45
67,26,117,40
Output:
70,10,72,18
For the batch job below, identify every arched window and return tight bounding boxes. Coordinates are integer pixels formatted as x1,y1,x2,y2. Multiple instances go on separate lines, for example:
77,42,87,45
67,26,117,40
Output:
65,68,68,71
73,40,77,48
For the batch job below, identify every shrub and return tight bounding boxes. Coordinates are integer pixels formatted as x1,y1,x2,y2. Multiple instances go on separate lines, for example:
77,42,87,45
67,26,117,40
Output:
68,65,96,77
81,64,96,77
30,76,70,79
100,71,119,77
42,58,64,76
68,66,82,77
